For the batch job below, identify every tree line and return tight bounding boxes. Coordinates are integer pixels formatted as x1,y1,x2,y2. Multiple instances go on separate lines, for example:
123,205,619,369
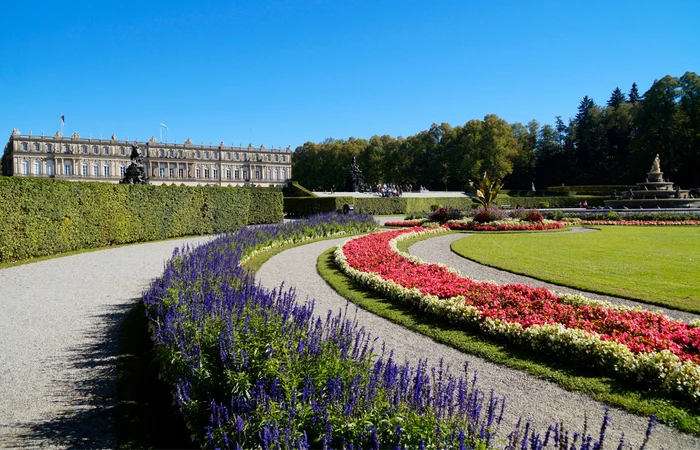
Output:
292,72,700,192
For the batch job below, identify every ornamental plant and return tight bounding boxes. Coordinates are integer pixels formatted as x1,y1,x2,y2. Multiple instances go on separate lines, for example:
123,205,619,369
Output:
428,206,464,224
335,227,700,400
468,171,503,211
142,213,645,449
472,207,507,224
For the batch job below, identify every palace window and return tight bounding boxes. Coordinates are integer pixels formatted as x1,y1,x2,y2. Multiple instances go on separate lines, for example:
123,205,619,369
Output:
281,168,287,180
242,168,249,180
159,149,165,158
120,164,126,177
234,169,240,179
159,165,166,177
65,144,71,153
120,147,126,156
235,152,239,160
82,163,89,177
93,146,98,155
282,155,286,162
274,168,279,180
21,142,28,151
267,154,271,161
226,168,231,179
47,144,53,153
227,152,231,160
104,164,111,177
93,163,100,177
21,160,29,175
104,147,109,155
214,152,218,160
34,161,42,175
255,169,261,179
46,160,54,176
178,150,183,158
267,168,271,179
196,151,201,158
169,166,175,178
169,150,174,158
205,152,210,160
195,167,201,178
82,145,88,154
178,166,184,178
213,168,218,179
275,154,279,162
35,143,41,152
243,153,248,161
64,161,73,176
204,168,210,178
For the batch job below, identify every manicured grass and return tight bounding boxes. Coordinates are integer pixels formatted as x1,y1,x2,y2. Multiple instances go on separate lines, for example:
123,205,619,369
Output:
450,226,700,313
317,246,700,435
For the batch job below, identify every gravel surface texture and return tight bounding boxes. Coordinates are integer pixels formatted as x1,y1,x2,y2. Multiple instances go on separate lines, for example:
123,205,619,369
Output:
0,236,212,449
255,232,700,450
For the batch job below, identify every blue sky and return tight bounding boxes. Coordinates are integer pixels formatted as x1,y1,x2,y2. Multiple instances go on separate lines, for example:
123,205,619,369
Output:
2,1,698,150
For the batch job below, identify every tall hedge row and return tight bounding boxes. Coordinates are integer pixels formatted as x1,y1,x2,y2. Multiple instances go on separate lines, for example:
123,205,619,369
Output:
0,177,283,263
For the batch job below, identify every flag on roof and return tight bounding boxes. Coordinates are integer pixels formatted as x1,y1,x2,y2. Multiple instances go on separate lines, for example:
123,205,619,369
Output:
60,115,65,126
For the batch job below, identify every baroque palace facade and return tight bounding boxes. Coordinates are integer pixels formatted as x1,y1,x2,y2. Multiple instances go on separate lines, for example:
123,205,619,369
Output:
2,128,292,187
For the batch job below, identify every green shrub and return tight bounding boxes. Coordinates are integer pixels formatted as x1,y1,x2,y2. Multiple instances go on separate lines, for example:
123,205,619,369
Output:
0,177,282,263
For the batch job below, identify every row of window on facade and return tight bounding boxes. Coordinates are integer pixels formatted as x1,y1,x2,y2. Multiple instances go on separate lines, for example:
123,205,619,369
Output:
156,165,287,181
19,142,288,162
20,160,288,181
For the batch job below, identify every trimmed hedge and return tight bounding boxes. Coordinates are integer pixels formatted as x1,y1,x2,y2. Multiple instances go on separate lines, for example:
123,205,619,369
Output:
282,181,318,198
495,196,607,209
284,196,474,217
0,177,282,263
546,185,635,196
246,188,284,224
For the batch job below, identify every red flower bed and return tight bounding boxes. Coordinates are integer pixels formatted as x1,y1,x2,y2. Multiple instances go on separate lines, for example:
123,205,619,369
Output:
447,222,565,231
341,228,700,363
581,220,700,226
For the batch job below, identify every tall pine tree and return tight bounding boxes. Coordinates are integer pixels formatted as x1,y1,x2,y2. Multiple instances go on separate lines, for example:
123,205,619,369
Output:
628,82,641,103
607,87,626,109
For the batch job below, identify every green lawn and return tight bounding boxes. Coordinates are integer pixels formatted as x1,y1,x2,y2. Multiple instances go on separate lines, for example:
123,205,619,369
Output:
316,247,700,435
451,226,700,313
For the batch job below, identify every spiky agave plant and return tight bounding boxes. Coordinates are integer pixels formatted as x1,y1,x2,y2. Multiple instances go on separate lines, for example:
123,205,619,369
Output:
468,171,503,210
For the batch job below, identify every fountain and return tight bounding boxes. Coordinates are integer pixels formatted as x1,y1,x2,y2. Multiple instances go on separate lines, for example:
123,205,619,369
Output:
605,154,700,209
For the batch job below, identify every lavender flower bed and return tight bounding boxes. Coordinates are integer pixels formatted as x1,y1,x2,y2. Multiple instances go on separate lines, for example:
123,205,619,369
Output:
142,213,654,449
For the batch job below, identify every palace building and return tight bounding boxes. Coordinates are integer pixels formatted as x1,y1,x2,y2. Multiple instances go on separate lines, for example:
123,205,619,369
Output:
2,128,292,187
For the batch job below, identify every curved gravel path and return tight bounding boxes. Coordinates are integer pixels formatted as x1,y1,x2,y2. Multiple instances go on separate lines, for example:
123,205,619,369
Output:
0,236,212,449
411,230,700,324
255,235,700,450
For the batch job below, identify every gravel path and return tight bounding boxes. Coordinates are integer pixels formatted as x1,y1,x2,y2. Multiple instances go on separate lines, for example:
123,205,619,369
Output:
411,230,700,324
255,235,700,449
0,236,212,449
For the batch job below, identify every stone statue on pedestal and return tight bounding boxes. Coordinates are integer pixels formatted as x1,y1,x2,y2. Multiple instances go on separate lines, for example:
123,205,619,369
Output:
120,144,149,184
344,156,365,192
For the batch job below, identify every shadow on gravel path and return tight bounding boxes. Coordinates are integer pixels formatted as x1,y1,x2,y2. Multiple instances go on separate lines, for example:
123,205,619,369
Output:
9,302,131,448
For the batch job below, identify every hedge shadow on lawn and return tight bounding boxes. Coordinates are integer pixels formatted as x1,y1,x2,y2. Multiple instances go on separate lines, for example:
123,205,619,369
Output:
317,248,700,435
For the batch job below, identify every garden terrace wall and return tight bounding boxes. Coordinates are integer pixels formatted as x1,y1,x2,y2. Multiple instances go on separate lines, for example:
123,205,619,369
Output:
0,176,282,263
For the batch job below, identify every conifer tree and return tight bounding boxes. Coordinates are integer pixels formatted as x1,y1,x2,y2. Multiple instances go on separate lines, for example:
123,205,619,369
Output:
607,87,626,108
628,82,641,103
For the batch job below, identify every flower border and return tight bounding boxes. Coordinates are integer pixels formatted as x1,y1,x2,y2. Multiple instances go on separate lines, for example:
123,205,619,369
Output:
334,227,700,400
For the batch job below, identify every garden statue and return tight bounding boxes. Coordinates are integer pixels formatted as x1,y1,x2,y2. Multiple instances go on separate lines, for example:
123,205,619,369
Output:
120,143,149,184
344,156,365,192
